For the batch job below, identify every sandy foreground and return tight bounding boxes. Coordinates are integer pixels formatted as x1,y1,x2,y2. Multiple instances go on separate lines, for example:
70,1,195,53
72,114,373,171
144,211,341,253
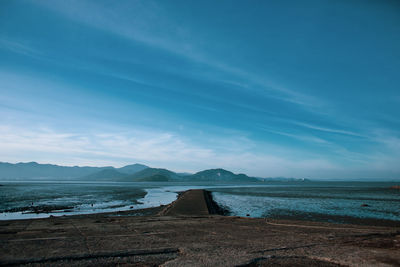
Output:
0,189,399,266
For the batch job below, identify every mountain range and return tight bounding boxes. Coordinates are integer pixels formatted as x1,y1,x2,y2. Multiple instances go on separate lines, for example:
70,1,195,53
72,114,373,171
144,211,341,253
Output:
0,162,147,180
0,162,306,182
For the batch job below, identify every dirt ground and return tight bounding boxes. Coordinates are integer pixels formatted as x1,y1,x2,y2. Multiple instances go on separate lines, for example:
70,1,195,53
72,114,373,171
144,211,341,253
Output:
0,190,399,266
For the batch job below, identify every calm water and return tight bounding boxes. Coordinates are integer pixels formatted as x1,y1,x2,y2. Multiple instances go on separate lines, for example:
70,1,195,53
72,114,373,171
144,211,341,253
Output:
0,181,177,220
0,181,399,223
211,182,400,223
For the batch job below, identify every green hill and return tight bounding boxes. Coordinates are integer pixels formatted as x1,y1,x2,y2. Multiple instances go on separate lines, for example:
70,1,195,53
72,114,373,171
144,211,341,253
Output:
190,168,258,182
117,164,148,175
122,168,181,181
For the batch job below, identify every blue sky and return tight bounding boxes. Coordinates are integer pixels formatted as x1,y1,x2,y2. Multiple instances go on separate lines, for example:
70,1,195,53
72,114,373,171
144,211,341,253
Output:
0,0,399,179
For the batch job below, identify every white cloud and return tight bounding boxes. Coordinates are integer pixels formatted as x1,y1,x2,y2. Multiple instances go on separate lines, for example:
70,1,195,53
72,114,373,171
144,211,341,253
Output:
1,123,399,179
258,126,331,145
0,124,343,177
292,121,365,138
0,38,42,58
0,125,208,165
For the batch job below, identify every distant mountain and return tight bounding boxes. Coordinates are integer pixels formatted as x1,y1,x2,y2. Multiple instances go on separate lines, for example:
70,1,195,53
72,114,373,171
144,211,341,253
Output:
122,168,258,182
122,168,181,181
0,162,148,180
1,161,307,183
117,164,148,175
190,168,258,182
176,172,192,176
82,169,127,181
0,162,110,180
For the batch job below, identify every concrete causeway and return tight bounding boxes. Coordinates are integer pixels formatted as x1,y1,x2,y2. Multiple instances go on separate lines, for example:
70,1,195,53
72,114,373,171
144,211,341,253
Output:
159,189,222,216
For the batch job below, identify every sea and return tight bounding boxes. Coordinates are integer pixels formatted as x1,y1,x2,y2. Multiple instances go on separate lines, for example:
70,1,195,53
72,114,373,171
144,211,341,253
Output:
0,181,399,224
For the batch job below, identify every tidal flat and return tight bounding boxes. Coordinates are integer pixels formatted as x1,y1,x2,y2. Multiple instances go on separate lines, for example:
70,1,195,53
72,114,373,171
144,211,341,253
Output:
0,189,399,266
1,181,399,224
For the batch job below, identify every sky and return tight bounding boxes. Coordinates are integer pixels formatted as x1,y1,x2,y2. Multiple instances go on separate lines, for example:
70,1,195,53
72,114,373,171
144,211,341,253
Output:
0,0,399,179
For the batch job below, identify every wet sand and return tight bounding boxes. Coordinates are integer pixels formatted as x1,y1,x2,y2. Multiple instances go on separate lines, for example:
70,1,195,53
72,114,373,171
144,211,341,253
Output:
0,189,399,266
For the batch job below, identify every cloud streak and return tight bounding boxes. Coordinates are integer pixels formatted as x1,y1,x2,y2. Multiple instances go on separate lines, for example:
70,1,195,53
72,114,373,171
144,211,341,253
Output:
33,0,321,109
291,121,365,138
0,38,42,57
0,124,345,177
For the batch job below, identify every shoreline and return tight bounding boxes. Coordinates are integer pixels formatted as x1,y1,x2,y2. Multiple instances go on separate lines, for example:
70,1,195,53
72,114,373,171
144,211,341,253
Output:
1,189,399,228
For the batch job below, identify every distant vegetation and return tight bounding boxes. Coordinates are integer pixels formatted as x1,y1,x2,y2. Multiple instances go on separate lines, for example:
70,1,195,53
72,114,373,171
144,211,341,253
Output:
190,168,259,182
0,162,308,182
122,168,181,182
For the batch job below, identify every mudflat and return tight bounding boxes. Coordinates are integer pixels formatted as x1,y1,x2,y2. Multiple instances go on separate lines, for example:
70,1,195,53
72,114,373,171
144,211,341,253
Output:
0,189,399,266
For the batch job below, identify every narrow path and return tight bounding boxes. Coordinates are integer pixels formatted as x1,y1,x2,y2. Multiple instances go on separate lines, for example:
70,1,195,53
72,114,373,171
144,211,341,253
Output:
159,189,211,216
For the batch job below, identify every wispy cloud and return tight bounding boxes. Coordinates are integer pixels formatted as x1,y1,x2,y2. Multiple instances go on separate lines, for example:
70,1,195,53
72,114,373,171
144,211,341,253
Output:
0,124,345,177
33,0,321,109
292,121,365,138
0,38,43,58
0,125,212,167
370,129,400,153
258,126,331,145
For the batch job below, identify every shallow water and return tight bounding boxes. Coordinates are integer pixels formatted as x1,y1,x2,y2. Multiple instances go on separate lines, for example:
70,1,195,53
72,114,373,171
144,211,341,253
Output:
0,181,399,223
210,182,400,222
0,181,174,220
